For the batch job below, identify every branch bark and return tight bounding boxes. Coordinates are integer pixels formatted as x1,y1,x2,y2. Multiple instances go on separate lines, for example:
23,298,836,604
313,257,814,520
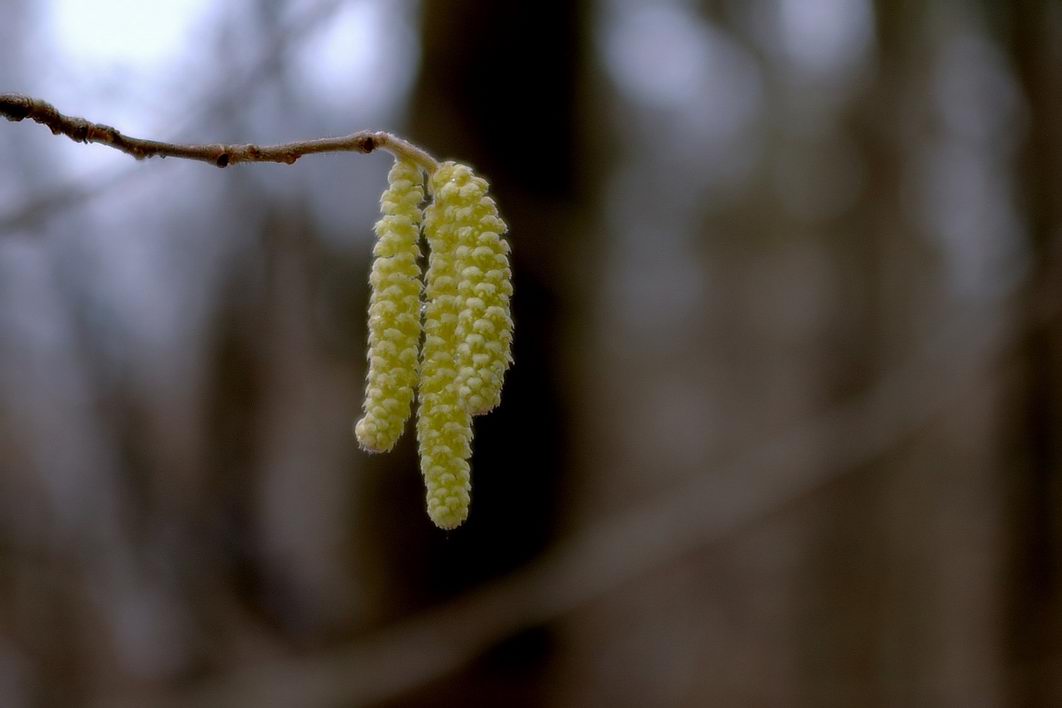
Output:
0,94,438,171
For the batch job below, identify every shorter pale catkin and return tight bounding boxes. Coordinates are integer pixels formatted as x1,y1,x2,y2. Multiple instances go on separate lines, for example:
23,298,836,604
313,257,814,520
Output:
432,162,513,416
354,159,424,453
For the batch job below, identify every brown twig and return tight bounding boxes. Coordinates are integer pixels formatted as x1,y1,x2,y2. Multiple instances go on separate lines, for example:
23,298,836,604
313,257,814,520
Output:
0,93,438,172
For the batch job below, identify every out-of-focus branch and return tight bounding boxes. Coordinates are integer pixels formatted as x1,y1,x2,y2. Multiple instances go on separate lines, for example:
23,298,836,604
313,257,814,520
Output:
95,278,1058,708
0,94,438,171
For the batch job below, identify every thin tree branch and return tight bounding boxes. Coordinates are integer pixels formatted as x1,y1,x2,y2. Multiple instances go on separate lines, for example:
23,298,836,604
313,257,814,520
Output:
0,94,438,172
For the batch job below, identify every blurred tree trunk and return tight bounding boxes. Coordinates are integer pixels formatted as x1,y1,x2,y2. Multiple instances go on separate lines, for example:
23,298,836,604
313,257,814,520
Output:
370,3,589,706
1004,1,1062,704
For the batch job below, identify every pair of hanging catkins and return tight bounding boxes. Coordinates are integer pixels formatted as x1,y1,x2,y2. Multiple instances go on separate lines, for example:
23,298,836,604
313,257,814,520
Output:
354,159,513,529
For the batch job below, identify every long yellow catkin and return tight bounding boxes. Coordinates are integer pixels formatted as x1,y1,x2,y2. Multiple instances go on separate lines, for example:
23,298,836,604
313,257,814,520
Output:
417,162,475,529
354,159,424,453
446,165,514,415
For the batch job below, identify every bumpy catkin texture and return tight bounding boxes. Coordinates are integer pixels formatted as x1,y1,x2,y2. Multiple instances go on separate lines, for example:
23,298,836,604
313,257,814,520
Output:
435,164,514,415
417,162,475,529
354,159,424,453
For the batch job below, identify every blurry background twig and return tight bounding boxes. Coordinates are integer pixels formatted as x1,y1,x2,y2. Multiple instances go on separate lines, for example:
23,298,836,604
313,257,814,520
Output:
0,0,349,235
102,273,1061,708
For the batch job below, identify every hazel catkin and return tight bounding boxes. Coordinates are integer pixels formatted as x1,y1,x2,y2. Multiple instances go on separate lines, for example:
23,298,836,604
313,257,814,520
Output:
432,162,514,416
354,159,424,453
416,161,474,528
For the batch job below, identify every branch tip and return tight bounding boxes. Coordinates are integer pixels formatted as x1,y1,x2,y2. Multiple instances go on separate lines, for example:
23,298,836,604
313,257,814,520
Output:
0,96,31,122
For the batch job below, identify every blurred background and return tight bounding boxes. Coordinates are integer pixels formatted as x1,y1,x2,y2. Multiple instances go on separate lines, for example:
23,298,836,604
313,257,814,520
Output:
0,0,1060,706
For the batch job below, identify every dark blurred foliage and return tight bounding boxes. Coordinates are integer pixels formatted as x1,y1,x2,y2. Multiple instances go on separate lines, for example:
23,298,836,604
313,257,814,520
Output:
0,1,1059,706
